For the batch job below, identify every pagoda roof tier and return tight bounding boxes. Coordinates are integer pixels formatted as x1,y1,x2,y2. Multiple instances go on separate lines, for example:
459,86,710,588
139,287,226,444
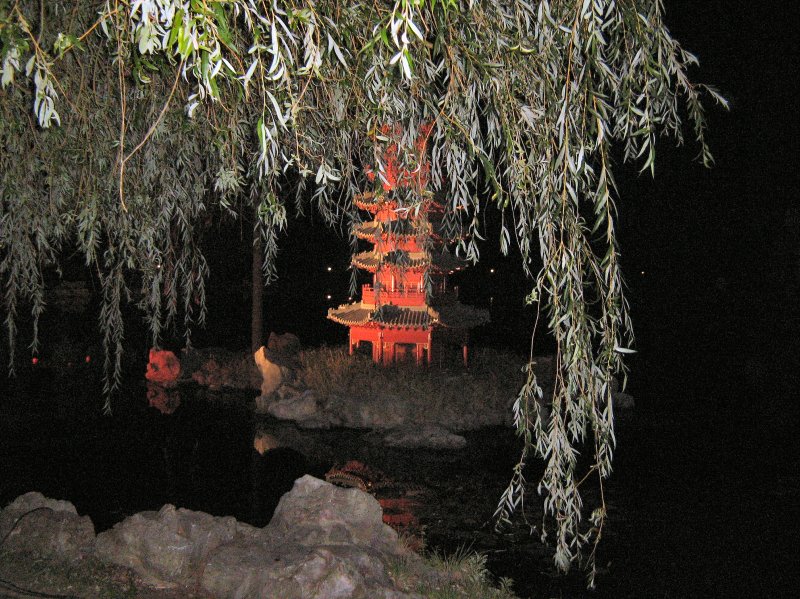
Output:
353,192,391,212
352,250,430,271
373,304,438,329
364,214,459,246
353,192,438,213
328,302,439,330
327,303,373,326
355,218,427,240
352,248,468,273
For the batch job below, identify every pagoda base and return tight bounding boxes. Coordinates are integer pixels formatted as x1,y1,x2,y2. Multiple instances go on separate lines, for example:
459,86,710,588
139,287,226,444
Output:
349,325,431,366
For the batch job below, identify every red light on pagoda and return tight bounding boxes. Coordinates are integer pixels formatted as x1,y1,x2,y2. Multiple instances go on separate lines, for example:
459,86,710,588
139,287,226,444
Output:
328,123,488,367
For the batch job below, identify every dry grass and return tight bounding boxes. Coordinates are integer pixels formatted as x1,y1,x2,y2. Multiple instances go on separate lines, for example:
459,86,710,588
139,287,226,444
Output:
386,545,518,599
296,345,535,430
298,346,528,406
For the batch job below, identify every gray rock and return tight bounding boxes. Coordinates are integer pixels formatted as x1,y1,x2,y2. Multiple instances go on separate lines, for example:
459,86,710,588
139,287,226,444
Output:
203,542,418,599
0,492,95,562
253,393,271,414
6,480,428,599
270,476,398,554
93,477,415,598
95,504,264,588
268,389,320,422
382,425,467,449
198,542,274,598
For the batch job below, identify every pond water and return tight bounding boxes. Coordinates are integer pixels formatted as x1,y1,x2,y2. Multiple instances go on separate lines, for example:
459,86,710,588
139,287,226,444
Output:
0,368,795,598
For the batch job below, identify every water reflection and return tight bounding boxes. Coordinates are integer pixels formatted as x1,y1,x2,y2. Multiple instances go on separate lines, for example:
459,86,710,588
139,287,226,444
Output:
146,383,181,415
252,431,280,455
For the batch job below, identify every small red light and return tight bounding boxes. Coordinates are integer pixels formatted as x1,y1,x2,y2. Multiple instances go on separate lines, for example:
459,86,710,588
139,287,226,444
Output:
85,355,91,363
31,357,39,365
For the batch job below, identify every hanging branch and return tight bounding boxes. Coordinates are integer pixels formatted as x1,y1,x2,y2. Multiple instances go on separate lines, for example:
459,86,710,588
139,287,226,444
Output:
123,58,185,165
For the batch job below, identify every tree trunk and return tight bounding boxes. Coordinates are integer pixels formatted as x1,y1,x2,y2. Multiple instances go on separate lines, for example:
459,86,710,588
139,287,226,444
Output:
251,230,264,353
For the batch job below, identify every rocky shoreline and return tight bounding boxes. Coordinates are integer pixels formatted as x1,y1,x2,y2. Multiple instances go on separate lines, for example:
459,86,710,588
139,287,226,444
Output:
0,478,517,599
145,335,632,451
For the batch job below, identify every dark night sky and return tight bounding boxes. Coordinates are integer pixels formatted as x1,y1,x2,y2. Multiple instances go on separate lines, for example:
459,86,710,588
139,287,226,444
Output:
614,0,799,398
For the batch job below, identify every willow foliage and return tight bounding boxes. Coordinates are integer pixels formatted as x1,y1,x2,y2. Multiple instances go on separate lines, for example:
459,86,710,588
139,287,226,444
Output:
0,0,723,581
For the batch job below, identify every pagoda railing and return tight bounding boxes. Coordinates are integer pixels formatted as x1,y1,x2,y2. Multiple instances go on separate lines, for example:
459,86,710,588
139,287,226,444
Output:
362,284,426,306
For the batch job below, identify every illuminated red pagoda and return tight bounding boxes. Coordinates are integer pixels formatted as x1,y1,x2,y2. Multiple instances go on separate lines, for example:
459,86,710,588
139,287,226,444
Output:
327,125,488,365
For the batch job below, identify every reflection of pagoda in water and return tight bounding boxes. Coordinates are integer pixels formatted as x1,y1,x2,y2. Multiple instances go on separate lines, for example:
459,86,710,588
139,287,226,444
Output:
327,126,489,365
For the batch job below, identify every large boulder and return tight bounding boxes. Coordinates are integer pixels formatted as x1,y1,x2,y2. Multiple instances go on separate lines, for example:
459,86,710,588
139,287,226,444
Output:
0,492,95,562
95,504,264,588
145,348,181,387
254,346,286,396
269,475,398,553
264,388,320,423
203,476,414,599
202,535,414,599
93,477,419,599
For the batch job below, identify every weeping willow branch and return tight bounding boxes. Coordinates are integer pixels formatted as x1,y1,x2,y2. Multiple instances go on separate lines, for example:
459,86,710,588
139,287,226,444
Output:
114,1,127,212
123,58,184,165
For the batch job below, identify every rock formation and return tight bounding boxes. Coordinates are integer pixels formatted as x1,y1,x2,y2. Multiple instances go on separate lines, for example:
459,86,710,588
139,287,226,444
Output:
0,492,95,563
144,348,182,387
2,478,429,598
254,346,286,396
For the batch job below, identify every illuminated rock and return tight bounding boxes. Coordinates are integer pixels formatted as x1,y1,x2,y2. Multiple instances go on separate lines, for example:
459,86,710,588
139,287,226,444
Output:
269,475,397,551
96,504,260,589
254,346,284,397
145,348,181,387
